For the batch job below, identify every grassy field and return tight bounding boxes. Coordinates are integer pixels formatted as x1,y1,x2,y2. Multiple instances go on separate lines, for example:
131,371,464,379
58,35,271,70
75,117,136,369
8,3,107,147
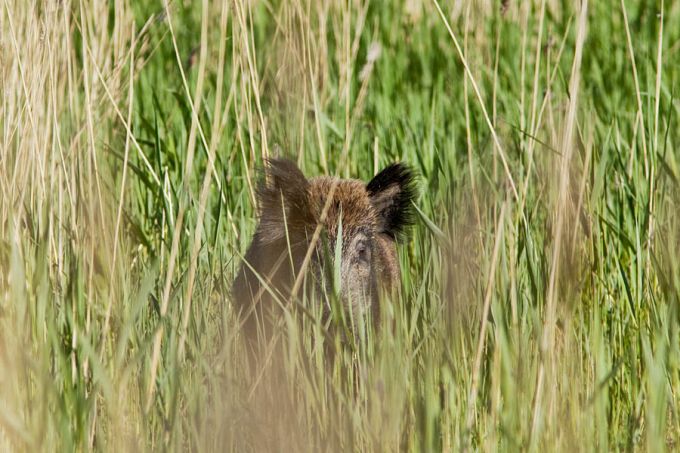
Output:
2,0,680,450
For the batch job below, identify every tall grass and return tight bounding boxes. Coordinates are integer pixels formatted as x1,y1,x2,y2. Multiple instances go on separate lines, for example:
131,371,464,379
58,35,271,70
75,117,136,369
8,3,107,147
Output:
1,0,680,450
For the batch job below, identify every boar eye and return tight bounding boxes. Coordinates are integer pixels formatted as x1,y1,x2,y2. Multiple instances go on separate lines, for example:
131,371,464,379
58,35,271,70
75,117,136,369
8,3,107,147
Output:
355,239,371,264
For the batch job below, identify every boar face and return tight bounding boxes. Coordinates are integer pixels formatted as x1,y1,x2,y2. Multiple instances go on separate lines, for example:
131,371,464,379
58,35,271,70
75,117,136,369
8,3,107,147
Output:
232,159,416,337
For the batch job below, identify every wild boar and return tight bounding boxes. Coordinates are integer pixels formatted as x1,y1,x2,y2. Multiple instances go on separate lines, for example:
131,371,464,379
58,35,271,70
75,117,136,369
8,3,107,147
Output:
231,158,416,345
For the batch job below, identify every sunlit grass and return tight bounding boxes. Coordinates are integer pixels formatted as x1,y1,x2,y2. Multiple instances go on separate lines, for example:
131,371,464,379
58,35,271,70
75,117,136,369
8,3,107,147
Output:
1,0,680,451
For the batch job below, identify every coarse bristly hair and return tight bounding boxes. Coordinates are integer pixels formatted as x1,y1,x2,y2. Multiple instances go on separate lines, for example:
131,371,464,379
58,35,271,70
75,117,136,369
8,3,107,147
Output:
255,158,315,245
365,162,417,241
232,157,418,350
255,159,417,243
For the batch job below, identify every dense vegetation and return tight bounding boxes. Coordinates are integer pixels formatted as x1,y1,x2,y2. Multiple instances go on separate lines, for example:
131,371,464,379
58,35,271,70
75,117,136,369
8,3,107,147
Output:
1,0,680,450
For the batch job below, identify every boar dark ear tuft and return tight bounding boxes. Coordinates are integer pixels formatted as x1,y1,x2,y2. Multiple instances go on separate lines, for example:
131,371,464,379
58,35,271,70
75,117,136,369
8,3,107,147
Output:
366,163,417,240
256,158,314,242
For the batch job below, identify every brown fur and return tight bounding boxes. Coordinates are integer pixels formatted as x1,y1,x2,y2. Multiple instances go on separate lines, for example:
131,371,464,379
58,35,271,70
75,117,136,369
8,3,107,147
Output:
232,159,416,348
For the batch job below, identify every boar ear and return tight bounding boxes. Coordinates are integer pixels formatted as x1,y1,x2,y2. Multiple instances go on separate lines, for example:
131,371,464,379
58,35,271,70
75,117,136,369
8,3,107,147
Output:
366,163,417,240
257,158,314,243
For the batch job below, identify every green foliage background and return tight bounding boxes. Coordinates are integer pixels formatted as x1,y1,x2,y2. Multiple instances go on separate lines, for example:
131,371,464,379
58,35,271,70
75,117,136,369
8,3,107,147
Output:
1,0,680,450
